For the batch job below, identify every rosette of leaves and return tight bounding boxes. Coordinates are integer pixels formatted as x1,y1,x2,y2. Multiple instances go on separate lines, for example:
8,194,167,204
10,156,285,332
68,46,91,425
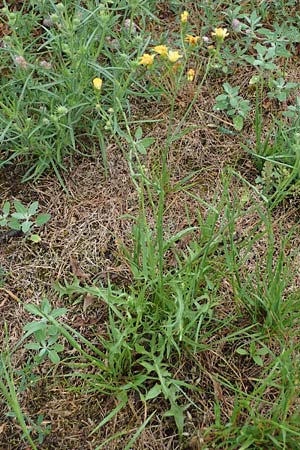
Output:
0,200,51,242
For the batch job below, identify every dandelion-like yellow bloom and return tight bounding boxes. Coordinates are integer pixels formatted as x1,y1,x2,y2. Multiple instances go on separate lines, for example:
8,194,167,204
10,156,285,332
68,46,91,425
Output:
93,77,103,90
153,45,168,56
187,68,195,81
211,27,229,41
168,50,183,63
181,11,189,23
138,53,155,66
185,34,200,45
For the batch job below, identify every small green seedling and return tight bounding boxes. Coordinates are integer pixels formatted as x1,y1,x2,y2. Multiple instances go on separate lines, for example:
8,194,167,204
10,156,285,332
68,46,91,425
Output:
213,82,251,131
23,299,67,364
129,126,156,155
0,200,51,242
236,341,270,367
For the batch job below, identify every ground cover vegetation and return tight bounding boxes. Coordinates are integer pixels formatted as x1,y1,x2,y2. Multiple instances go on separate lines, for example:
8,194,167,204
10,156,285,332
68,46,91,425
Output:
1,0,300,448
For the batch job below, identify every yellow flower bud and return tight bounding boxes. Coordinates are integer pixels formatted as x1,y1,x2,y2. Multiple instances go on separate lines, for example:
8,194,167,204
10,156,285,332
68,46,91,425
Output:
187,68,195,81
93,77,103,90
181,11,188,23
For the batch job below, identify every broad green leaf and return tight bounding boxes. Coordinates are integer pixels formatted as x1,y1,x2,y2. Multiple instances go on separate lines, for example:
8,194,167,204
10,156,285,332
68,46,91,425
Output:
52,343,64,353
14,200,27,214
51,307,68,318
35,213,51,226
24,342,41,351
24,304,43,316
28,201,39,216
236,347,248,355
140,137,155,148
48,350,60,364
145,383,162,401
7,217,21,230
137,143,147,154
41,298,52,314
11,212,27,220
3,201,10,216
30,234,41,243
233,115,244,131
253,355,264,366
23,321,47,334
135,126,143,140
21,220,33,234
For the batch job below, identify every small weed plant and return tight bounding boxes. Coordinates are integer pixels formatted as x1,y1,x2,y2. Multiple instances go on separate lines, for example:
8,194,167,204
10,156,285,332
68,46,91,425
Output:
0,200,50,242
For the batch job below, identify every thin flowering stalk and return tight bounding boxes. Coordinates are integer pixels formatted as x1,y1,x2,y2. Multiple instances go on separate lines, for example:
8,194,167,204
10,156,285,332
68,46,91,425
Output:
179,10,189,59
171,55,213,142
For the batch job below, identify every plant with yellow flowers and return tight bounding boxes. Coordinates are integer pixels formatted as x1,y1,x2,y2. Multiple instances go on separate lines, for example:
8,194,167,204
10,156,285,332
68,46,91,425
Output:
185,35,200,46
211,27,229,42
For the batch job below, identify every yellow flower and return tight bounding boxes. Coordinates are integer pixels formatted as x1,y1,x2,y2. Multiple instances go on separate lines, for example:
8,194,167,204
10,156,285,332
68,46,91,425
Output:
187,68,195,81
185,34,200,45
153,45,168,56
211,27,229,41
138,53,155,66
93,77,103,90
181,11,189,23
168,50,183,63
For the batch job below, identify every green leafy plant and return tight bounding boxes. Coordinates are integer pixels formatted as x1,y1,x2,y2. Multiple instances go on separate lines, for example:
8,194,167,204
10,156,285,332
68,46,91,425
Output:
129,126,156,155
267,77,298,102
23,298,67,364
244,43,278,71
213,82,251,130
236,340,270,366
0,200,50,242
283,96,300,121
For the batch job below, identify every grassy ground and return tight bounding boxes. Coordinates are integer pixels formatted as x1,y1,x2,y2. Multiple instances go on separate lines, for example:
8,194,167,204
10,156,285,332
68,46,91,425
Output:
1,1,300,449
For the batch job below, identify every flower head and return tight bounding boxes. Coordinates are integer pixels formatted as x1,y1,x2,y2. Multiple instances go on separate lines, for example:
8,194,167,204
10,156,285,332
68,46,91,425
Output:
232,19,241,32
14,55,28,69
40,60,52,70
168,50,183,63
138,53,155,66
211,27,229,41
124,18,137,33
185,34,200,45
56,105,68,115
187,68,195,81
93,77,103,90
181,11,189,23
153,45,168,57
